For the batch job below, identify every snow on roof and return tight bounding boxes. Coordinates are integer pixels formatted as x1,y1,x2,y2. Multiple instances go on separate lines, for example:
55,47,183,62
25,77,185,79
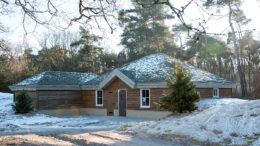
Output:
12,53,235,87
15,71,98,86
83,71,111,86
119,53,175,83
187,65,234,84
118,53,235,84
15,72,46,86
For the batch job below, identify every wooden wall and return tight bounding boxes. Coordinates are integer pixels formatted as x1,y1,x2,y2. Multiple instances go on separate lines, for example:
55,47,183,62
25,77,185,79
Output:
81,77,233,114
13,78,233,113
37,91,81,110
103,77,139,114
196,88,232,98
196,88,213,98
101,77,168,111
81,90,104,109
219,88,232,98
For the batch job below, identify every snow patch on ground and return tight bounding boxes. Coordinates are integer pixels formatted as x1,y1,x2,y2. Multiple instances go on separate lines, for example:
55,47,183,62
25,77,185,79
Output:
128,98,260,145
0,92,150,134
197,98,248,110
253,137,260,145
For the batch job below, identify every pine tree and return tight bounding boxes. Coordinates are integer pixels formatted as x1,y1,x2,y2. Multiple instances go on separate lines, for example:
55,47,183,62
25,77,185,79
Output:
159,64,200,113
118,1,178,62
70,26,103,73
12,91,34,114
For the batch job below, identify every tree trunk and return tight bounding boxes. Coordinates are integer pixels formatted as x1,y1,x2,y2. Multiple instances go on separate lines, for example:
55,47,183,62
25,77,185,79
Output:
93,60,96,74
217,56,222,77
228,3,246,96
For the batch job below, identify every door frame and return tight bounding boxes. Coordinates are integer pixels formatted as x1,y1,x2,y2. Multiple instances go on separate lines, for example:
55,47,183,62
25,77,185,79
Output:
117,89,127,116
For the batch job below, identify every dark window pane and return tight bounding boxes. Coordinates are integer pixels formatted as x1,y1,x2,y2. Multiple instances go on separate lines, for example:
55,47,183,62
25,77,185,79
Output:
141,97,149,106
97,91,103,105
98,97,102,104
146,90,149,97
141,91,150,107
97,91,102,98
142,97,145,106
145,97,149,106
146,97,149,104
213,89,217,96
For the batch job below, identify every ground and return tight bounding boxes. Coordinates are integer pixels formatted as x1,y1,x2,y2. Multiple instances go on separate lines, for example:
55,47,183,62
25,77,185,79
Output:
0,92,152,135
0,92,259,145
0,92,194,145
128,98,260,145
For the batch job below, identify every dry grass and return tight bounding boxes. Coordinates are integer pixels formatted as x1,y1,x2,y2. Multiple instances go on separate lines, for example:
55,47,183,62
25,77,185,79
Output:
230,132,239,137
212,129,223,135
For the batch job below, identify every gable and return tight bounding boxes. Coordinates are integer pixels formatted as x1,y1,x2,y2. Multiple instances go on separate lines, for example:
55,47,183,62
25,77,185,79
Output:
103,77,131,90
100,69,135,89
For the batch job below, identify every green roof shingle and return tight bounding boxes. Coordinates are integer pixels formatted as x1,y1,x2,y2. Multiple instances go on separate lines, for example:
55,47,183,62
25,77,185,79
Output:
15,71,98,86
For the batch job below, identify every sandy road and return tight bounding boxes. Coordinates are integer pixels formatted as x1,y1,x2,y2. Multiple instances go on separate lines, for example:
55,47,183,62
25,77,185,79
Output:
0,129,195,146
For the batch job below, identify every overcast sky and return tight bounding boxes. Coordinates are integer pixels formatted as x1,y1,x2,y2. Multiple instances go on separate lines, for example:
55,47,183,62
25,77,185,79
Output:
1,0,260,54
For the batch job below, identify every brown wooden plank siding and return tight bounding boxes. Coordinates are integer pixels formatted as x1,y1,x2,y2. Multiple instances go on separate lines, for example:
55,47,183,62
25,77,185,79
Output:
195,88,232,98
219,88,232,97
14,78,232,113
81,78,233,113
14,91,38,109
195,88,213,98
100,78,170,111
149,88,171,110
104,78,139,111
81,90,104,109
37,91,81,110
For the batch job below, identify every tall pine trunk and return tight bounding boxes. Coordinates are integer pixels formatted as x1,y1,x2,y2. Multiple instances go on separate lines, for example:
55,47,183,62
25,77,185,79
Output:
228,3,246,96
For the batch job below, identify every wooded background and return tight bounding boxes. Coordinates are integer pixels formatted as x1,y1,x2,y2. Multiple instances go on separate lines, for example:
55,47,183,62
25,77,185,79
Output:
0,0,259,97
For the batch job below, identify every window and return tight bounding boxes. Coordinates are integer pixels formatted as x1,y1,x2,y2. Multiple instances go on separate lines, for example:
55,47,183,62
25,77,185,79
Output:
140,89,150,108
96,90,103,106
213,88,219,98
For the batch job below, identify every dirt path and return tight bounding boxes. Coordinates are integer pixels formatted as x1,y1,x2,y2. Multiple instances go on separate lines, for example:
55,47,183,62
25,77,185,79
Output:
0,129,195,146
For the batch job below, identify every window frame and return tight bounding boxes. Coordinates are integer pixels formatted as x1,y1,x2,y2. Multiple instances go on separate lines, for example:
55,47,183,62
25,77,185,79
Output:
213,88,219,98
140,89,150,108
96,90,103,106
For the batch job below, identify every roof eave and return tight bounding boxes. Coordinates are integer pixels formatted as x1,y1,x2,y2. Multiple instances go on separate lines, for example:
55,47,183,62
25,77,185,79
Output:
195,82,237,88
9,85,37,91
8,85,81,91
135,81,237,89
81,85,100,90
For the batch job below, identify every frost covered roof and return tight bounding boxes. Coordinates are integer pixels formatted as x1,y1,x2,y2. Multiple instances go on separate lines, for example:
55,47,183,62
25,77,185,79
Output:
119,54,175,83
14,71,98,86
82,53,235,86
118,53,235,84
12,54,235,88
83,71,111,86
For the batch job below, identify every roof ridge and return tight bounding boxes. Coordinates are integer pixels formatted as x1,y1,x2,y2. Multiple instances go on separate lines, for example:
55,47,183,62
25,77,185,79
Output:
43,70,97,75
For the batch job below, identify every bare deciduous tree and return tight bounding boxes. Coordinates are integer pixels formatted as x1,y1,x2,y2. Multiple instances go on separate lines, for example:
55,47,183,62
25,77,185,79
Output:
0,0,119,34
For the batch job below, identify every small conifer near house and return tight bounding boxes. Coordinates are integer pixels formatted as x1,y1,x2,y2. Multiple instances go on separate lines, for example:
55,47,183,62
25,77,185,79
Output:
12,91,33,114
158,64,200,113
